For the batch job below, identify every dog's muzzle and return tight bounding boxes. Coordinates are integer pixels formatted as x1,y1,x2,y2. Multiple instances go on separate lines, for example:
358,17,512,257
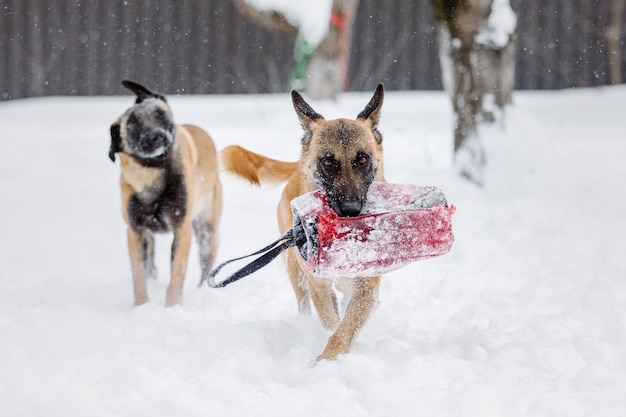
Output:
135,129,173,158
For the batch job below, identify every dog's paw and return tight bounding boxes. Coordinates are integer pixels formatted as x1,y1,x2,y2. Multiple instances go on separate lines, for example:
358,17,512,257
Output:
134,296,149,307
315,347,344,362
164,290,183,307
315,352,340,362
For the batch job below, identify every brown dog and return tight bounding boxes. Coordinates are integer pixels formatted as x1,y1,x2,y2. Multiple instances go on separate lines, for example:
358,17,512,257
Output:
221,84,385,360
109,80,222,306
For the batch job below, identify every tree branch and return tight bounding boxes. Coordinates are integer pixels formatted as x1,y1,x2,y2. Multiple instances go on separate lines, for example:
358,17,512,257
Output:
229,0,299,37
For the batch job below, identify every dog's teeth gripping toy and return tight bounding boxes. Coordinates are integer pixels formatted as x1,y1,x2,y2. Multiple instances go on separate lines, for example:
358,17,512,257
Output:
206,182,455,288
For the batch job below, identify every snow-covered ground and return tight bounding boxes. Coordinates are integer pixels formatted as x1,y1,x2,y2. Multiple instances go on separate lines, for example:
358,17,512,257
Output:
0,86,624,416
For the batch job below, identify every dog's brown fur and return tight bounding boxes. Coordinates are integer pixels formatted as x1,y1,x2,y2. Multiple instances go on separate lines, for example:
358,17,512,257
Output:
110,80,222,306
221,85,385,360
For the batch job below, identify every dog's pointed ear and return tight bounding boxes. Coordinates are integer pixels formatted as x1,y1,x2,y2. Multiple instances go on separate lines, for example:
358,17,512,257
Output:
122,80,167,104
292,90,324,143
357,83,384,143
109,122,122,162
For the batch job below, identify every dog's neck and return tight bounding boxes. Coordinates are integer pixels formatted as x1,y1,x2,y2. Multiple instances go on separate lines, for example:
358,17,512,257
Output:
119,153,166,196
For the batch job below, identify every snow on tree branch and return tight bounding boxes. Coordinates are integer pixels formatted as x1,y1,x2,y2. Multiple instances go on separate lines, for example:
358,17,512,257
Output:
242,0,333,48
475,0,517,49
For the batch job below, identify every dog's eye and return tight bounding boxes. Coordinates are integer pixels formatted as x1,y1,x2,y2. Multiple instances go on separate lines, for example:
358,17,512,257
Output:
320,156,338,172
353,154,369,168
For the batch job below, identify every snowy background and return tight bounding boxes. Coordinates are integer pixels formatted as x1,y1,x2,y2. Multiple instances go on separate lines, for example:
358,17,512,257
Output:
0,86,625,416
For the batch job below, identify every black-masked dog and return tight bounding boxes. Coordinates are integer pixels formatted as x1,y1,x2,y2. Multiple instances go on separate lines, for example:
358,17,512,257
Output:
221,84,385,360
109,80,222,306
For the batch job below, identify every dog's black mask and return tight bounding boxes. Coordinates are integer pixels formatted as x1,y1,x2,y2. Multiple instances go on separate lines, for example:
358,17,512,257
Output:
315,147,375,218
124,100,175,163
109,80,175,164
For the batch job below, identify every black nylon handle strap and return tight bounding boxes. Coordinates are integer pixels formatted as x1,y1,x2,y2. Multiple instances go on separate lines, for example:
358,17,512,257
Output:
205,230,296,288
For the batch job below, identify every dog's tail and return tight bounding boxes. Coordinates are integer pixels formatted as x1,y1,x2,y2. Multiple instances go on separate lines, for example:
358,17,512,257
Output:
221,145,298,186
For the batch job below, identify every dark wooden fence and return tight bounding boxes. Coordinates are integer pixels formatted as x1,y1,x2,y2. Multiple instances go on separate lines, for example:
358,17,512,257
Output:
1,0,624,100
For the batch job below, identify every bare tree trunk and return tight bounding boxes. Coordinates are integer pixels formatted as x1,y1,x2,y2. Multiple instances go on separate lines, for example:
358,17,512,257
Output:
474,0,517,119
608,0,625,85
431,0,516,185
306,0,359,100
432,0,491,184
475,33,517,120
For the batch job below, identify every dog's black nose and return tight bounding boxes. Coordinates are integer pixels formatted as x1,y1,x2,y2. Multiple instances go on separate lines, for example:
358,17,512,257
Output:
150,132,166,143
337,200,363,217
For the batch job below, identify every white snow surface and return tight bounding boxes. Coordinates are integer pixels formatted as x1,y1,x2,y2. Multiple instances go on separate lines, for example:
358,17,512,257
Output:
1,87,625,416
243,0,332,47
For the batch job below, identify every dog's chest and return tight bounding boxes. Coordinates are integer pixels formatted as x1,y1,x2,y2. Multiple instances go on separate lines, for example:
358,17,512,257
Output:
120,154,165,191
127,171,188,233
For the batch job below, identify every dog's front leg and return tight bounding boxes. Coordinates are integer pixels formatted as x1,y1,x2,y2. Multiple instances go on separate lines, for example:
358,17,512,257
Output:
127,228,149,305
316,276,381,361
284,247,312,314
308,275,340,330
193,218,218,281
166,224,193,306
142,233,157,279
